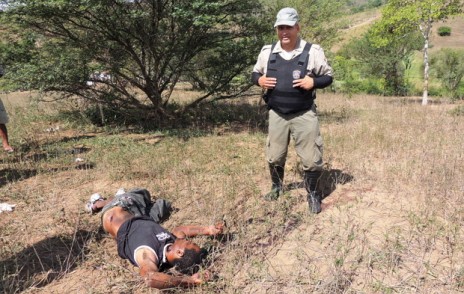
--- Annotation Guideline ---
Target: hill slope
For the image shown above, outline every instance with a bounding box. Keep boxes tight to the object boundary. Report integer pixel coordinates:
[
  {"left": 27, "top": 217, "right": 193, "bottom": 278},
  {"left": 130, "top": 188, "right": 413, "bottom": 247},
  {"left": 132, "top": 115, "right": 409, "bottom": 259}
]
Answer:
[{"left": 333, "top": 10, "right": 464, "bottom": 52}]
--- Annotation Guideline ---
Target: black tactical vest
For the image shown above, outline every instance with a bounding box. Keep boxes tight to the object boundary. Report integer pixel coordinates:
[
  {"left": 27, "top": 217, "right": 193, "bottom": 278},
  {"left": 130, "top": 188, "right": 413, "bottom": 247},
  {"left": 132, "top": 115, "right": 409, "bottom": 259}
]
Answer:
[{"left": 265, "top": 43, "right": 314, "bottom": 114}]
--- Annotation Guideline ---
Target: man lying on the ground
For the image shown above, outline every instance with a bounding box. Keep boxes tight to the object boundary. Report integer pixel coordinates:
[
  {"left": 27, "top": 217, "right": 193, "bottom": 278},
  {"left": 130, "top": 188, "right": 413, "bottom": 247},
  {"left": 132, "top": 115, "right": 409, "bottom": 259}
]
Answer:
[{"left": 86, "top": 188, "right": 224, "bottom": 289}]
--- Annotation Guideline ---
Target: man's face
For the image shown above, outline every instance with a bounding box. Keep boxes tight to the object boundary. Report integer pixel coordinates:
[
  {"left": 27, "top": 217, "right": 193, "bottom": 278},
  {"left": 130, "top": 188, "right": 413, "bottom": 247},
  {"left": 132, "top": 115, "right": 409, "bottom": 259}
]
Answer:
[
  {"left": 173, "top": 238, "right": 201, "bottom": 253},
  {"left": 170, "top": 239, "right": 203, "bottom": 273},
  {"left": 276, "top": 24, "right": 300, "bottom": 48}
]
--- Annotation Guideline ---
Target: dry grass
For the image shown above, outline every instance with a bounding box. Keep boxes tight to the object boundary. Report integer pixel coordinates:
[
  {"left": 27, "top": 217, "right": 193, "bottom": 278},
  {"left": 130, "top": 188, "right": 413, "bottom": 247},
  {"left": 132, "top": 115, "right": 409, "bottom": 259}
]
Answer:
[{"left": 0, "top": 90, "right": 463, "bottom": 293}]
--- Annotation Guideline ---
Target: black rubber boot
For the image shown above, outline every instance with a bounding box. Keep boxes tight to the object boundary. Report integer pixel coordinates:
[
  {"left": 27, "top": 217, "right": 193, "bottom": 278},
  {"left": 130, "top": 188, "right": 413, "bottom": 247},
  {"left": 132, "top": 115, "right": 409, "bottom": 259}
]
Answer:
[
  {"left": 264, "top": 164, "right": 284, "bottom": 201},
  {"left": 307, "top": 191, "right": 322, "bottom": 214},
  {"left": 304, "top": 171, "right": 322, "bottom": 214}
]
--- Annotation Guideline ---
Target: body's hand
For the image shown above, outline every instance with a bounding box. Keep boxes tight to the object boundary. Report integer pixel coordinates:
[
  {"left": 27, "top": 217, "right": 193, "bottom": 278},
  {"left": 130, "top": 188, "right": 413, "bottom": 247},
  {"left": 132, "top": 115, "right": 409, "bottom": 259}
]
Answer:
[
  {"left": 208, "top": 222, "right": 224, "bottom": 236},
  {"left": 258, "top": 75, "right": 277, "bottom": 90},
  {"left": 191, "top": 270, "right": 212, "bottom": 284},
  {"left": 293, "top": 75, "right": 314, "bottom": 90}
]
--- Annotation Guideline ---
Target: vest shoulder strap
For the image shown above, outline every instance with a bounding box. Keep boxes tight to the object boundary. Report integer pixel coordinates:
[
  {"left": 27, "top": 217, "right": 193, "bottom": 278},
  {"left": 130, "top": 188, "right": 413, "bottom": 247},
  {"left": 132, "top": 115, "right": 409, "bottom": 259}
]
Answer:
[
  {"left": 298, "top": 42, "right": 312, "bottom": 66},
  {"left": 268, "top": 42, "right": 278, "bottom": 64}
]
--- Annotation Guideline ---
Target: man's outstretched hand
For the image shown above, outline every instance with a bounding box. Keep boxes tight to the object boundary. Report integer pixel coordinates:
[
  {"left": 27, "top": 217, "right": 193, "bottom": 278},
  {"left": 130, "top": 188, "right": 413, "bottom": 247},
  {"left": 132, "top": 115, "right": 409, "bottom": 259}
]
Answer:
[
  {"left": 208, "top": 222, "right": 224, "bottom": 236},
  {"left": 191, "top": 270, "right": 212, "bottom": 285}
]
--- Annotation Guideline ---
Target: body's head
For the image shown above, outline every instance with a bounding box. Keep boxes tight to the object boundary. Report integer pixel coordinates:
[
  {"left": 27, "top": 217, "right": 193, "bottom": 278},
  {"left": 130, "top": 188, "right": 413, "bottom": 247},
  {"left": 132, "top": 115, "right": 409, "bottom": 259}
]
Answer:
[
  {"left": 166, "top": 238, "right": 204, "bottom": 274},
  {"left": 274, "top": 7, "right": 300, "bottom": 51}
]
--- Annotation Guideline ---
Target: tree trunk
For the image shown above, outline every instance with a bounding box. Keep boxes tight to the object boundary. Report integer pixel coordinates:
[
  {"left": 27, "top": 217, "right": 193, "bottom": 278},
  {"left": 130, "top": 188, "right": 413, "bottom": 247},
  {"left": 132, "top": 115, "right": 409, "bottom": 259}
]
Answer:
[
  {"left": 421, "top": 20, "right": 432, "bottom": 106},
  {"left": 422, "top": 42, "right": 429, "bottom": 105}
]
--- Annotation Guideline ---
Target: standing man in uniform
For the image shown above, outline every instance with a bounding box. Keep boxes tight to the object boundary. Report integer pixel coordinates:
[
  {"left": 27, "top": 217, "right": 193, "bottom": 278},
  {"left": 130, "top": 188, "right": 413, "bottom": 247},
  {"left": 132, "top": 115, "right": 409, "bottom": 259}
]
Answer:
[
  {"left": 0, "top": 98, "right": 13, "bottom": 153},
  {"left": 251, "top": 7, "right": 333, "bottom": 214}
]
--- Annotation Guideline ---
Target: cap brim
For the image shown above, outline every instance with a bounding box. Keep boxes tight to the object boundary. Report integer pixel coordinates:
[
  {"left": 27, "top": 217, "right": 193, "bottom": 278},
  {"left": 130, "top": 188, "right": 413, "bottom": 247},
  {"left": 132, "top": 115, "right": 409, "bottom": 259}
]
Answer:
[{"left": 274, "top": 20, "right": 297, "bottom": 27}]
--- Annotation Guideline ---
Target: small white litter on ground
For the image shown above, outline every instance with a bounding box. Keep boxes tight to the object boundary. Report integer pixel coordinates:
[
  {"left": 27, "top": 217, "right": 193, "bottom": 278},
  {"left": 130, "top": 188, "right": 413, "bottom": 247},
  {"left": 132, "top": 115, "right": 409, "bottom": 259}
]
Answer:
[{"left": 0, "top": 203, "right": 16, "bottom": 213}]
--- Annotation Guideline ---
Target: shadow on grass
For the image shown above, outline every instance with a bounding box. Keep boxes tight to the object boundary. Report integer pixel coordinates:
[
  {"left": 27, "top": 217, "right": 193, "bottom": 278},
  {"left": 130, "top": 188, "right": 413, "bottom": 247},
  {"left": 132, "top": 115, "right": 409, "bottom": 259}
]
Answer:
[
  {"left": 0, "top": 168, "right": 38, "bottom": 187},
  {"left": 0, "top": 164, "right": 94, "bottom": 188},
  {"left": 285, "top": 168, "right": 354, "bottom": 199},
  {"left": 57, "top": 100, "right": 353, "bottom": 140},
  {"left": 0, "top": 144, "right": 92, "bottom": 164},
  {"left": 17, "top": 144, "right": 93, "bottom": 159},
  {"left": 386, "top": 96, "right": 451, "bottom": 106},
  {"left": 320, "top": 169, "right": 354, "bottom": 198},
  {"left": 0, "top": 230, "right": 93, "bottom": 293}
]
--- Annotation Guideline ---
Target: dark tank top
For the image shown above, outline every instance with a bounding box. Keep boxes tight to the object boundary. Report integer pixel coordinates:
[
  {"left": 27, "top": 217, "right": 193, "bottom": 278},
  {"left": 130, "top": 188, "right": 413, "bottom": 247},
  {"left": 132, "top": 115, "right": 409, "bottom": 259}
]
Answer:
[{"left": 116, "top": 216, "right": 176, "bottom": 268}]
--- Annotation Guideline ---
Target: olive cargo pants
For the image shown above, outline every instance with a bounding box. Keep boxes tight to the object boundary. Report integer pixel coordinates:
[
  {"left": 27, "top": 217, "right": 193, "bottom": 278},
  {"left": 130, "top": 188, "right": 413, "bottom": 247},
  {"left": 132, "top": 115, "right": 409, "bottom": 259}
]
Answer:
[{"left": 266, "top": 105, "right": 323, "bottom": 172}]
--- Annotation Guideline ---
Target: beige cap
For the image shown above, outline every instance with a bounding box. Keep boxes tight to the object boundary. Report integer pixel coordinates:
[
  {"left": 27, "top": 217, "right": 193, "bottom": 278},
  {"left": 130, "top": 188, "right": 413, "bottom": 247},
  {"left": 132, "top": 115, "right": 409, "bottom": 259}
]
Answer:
[{"left": 274, "top": 7, "right": 299, "bottom": 27}]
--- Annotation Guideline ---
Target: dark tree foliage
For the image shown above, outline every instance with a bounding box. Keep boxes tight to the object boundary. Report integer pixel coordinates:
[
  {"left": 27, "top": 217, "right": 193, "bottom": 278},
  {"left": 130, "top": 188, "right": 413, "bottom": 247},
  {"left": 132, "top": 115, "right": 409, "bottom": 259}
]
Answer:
[
  {"left": 0, "top": 0, "right": 268, "bottom": 115},
  {"left": 266, "top": 0, "right": 348, "bottom": 49}
]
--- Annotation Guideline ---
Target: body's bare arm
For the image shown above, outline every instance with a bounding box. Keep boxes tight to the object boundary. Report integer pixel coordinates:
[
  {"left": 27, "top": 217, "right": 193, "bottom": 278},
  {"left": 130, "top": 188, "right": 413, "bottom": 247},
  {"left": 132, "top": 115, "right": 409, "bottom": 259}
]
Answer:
[{"left": 171, "top": 223, "right": 224, "bottom": 239}]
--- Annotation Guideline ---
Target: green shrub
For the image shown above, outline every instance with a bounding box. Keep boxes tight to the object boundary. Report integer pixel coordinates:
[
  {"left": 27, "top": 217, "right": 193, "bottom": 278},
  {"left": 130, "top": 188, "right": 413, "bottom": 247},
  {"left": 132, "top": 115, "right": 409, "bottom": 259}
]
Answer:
[
  {"left": 430, "top": 48, "right": 464, "bottom": 100},
  {"left": 363, "top": 79, "right": 384, "bottom": 95},
  {"left": 455, "top": 82, "right": 464, "bottom": 100},
  {"left": 449, "top": 105, "right": 464, "bottom": 116},
  {"left": 437, "top": 26, "right": 451, "bottom": 36},
  {"left": 427, "top": 85, "right": 446, "bottom": 97}
]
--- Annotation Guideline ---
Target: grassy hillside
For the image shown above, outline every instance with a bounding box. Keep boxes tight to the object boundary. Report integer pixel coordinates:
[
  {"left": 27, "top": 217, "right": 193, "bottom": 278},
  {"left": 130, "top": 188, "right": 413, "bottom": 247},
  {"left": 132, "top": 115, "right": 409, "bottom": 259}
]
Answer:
[
  {"left": 430, "top": 15, "right": 464, "bottom": 51},
  {"left": 331, "top": 8, "right": 381, "bottom": 52},
  {"left": 333, "top": 9, "right": 464, "bottom": 53},
  {"left": 0, "top": 89, "right": 463, "bottom": 293}
]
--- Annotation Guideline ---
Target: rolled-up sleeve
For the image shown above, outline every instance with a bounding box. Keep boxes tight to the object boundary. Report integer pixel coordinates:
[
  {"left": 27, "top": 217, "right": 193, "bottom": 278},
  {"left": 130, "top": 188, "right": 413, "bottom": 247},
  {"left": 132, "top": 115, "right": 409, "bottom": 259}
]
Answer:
[
  {"left": 251, "top": 45, "right": 272, "bottom": 85},
  {"left": 252, "top": 45, "right": 272, "bottom": 75}
]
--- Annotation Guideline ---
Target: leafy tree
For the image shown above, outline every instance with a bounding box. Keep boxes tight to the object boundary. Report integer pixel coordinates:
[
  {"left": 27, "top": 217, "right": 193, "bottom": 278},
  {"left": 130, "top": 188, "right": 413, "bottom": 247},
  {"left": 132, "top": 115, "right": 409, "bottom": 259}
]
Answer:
[
  {"left": 294, "top": 0, "right": 348, "bottom": 49},
  {"left": 372, "top": 0, "right": 462, "bottom": 104},
  {"left": 338, "top": 22, "right": 422, "bottom": 96},
  {"left": 0, "top": 0, "right": 268, "bottom": 118},
  {"left": 269, "top": 0, "right": 348, "bottom": 48},
  {"left": 430, "top": 48, "right": 464, "bottom": 100},
  {"left": 331, "top": 55, "right": 368, "bottom": 95}
]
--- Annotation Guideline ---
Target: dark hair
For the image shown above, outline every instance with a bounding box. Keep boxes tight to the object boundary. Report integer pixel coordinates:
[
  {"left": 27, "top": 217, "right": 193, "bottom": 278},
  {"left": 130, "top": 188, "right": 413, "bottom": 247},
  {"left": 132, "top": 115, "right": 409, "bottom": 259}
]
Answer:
[{"left": 172, "top": 248, "right": 205, "bottom": 275}]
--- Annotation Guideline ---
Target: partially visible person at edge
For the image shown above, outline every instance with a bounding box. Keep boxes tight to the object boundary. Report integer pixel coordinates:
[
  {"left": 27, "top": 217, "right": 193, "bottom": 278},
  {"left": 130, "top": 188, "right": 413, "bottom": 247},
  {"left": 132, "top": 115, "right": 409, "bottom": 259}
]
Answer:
[
  {"left": 0, "top": 66, "right": 14, "bottom": 153},
  {"left": 0, "top": 98, "right": 13, "bottom": 152},
  {"left": 86, "top": 188, "right": 224, "bottom": 289},
  {"left": 251, "top": 7, "right": 333, "bottom": 214}
]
